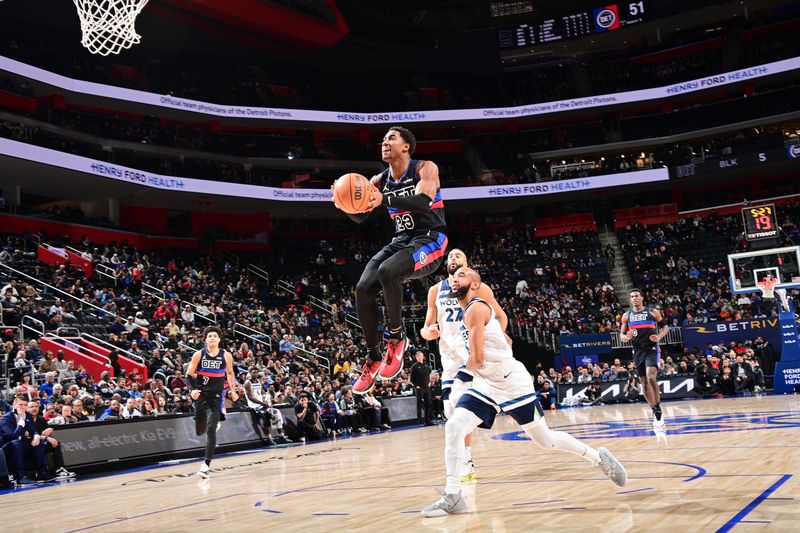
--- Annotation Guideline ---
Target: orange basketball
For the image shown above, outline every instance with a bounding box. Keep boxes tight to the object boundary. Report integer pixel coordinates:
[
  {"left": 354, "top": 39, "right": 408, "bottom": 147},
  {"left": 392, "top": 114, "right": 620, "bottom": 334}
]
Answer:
[{"left": 333, "top": 173, "right": 373, "bottom": 214}]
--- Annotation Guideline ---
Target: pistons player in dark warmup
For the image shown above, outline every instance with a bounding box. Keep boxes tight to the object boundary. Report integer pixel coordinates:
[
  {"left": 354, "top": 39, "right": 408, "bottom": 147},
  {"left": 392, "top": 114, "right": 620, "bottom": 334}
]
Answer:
[
  {"left": 619, "top": 289, "right": 670, "bottom": 429},
  {"left": 186, "top": 326, "right": 239, "bottom": 478},
  {"left": 333, "top": 126, "right": 447, "bottom": 394}
]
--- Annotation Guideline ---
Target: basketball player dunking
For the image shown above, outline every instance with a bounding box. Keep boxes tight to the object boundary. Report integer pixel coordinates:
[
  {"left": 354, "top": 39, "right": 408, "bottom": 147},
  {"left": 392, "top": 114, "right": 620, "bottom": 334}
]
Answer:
[
  {"left": 421, "top": 248, "right": 509, "bottom": 481},
  {"left": 619, "top": 288, "right": 669, "bottom": 429},
  {"left": 422, "top": 267, "right": 626, "bottom": 517},
  {"left": 186, "top": 326, "right": 239, "bottom": 478},
  {"left": 333, "top": 126, "right": 448, "bottom": 394}
]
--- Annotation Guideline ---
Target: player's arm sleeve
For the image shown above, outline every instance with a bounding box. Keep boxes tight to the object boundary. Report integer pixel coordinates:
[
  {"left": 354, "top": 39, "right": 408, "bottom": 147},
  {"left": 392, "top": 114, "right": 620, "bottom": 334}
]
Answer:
[
  {"left": 380, "top": 193, "right": 434, "bottom": 213},
  {"left": 185, "top": 351, "right": 201, "bottom": 388}
]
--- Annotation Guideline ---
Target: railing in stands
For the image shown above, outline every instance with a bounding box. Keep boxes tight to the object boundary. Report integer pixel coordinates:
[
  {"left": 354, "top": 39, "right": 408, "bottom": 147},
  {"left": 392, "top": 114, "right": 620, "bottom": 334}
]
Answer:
[
  {"left": 21, "top": 314, "right": 45, "bottom": 338},
  {"left": 80, "top": 332, "right": 146, "bottom": 365},
  {"left": 221, "top": 249, "right": 240, "bottom": 267},
  {"left": 233, "top": 322, "right": 272, "bottom": 351},
  {"left": 0, "top": 261, "right": 118, "bottom": 320},
  {"left": 276, "top": 278, "right": 294, "bottom": 295},
  {"left": 43, "top": 332, "right": 111, "bottom": 365},
  {"left": 0, "top": 325, "right": 22, "bottom": 393},
  {"left": 248, "top": 264, "right": 269, "bottom": 284},
  {"left": 56, "top": 326, "right": 81, "bottom": 337},
  {"left": 142, "top": 282, "right": 165, "bottom": 301},
  {"left": 233, "top": 322, "right": 273, "bottom": 352},
  {"left": 94, "top": 263, "right": 118, "bottom": 285},
  {"left": 181, "top": 300, "right": 216, "bottom": 323}
]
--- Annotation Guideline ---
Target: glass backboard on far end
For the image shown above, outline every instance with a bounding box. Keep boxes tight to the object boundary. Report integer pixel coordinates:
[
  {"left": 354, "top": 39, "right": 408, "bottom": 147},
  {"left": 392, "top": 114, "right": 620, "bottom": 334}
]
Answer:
[{"left": 728, "top": 246, "right": 800, "bottom": 294}]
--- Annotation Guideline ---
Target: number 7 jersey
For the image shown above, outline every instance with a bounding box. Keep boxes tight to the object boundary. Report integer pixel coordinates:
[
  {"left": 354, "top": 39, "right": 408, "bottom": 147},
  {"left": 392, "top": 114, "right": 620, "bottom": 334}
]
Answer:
[{"left": 436, "top": 278, "right": 468, "bottom": 365}]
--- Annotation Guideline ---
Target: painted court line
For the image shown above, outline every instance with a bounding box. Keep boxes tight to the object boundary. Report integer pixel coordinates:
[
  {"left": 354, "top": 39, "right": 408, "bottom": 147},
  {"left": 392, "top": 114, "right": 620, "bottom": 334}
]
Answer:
[
  {"left": 512, "top": 500, "right": 566, "bottom": 506},
  {"left": 617, "top": 487, "right": 654, "bottom": 495},
  {"left": 715, "top": 474, "right": 792, "bottom": 533}
]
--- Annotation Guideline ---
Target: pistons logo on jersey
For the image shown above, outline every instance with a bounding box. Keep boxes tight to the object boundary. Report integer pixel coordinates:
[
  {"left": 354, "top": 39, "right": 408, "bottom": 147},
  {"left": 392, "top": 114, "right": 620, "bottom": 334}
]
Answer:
[{"left": 201, "top": 359, "right": 223, "bottom": 370}]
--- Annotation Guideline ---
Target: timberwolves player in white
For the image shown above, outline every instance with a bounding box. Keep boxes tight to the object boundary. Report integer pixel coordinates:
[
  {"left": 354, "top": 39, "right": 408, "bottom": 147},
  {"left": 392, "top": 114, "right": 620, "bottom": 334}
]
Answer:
[
  {"left": 422, "top": 267, "right": 627, "bottom": 517},
  {"left": 421, "top": 248, "right": 508, "bottom": 481},
  {"left": 619, "top": 288, "right": 669, "bottom": 429}
]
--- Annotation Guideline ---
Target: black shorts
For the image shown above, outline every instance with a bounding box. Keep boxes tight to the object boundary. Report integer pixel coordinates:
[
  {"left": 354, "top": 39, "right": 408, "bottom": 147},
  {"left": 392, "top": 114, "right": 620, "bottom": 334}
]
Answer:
[
  {"left": 195, "top": 391, "right": 224, "bottom": 420},
  {"left": 372, "top": 230, "right": 448, "bottom": 279},
  {"left": 633, "top": 345, "right": 660, "bottom": 376}
]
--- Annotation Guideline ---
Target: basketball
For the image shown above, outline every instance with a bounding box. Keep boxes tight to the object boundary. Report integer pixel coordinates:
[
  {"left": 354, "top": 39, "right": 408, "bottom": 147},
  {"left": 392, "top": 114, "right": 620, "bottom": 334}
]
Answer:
[{"left": 333, "top": 173, "right": 373, "bottom": 214}]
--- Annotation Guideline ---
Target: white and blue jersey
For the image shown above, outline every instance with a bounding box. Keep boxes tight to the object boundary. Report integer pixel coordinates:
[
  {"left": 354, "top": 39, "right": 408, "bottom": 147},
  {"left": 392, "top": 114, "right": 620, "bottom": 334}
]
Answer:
[{"left": 456, "top": 297, "right": 542, "bottom": 429}]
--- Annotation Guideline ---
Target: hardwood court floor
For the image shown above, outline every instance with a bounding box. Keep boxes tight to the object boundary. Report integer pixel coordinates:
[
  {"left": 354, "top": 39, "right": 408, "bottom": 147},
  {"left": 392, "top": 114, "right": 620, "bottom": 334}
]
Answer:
[{"left": 4, "top": 395, "right": 800, "bottom": 532}]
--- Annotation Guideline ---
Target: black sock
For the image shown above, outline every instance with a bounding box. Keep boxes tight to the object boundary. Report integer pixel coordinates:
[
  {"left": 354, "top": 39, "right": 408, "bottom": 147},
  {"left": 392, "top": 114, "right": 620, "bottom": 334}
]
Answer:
[
  {"left": 367, "top": 345, "right": 382, "bottom": 363},
  {"left": 652, "top": 403, "right": 662, "bottom": 421},
  {"left": 204, "top": 459, "right": 211, "bottom": 467}
]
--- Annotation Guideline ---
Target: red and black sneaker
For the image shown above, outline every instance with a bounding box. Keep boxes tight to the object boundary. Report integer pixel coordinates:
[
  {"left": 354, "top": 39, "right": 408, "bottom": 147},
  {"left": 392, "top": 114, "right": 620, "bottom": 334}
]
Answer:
[
  {"left": 352, "top": 359, "right": 382, "bottom": 395},
  {"left": 378, "top": 328, "right": 406, "bottom": 380}
]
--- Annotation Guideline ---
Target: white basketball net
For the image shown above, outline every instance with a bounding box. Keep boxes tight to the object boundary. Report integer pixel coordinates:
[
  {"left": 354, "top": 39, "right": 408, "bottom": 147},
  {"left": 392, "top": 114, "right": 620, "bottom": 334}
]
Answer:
[{"left": 73, "top": 0, "right": 149, "bottom": 56}]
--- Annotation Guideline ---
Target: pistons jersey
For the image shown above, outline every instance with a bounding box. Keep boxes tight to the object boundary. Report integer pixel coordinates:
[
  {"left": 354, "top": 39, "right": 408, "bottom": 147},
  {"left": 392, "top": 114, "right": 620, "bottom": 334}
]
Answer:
[
  {"left": 197, "top": 347, "right": 227, "bottom": 395},
  {"left": 436, "top": 279, "right": 467, "bottom": 363},
  {"left": 378, "top": 158, "right": 445, "bottom": 235},
  {"left": 458, "top": 297, "right": 513, "bottom": 367},
  {"left": 627, "top": 307, "right": 659, "bottom": 350}
]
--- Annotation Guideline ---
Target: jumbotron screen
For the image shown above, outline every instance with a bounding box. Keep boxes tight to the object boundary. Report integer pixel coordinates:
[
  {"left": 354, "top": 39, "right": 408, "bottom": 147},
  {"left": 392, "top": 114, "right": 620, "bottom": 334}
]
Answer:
[{"left": 498, "top": 2, "right": 650, "bottom": 49}]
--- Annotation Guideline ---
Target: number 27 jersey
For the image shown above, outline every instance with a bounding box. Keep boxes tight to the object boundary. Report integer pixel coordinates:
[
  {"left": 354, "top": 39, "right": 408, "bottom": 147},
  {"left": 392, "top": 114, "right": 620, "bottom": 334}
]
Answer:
[{"left": 436, "top": 279, "right": 467, "bottom": 362}]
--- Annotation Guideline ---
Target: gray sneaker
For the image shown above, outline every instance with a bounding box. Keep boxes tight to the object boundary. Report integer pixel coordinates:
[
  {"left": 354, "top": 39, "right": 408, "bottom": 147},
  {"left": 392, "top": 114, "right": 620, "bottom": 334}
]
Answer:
[
  {"left": 421, "top": 492, "right": 468, "bottom": 517},
  {"left": 597, "top": 447, "right": 628, "bottom": 487}
]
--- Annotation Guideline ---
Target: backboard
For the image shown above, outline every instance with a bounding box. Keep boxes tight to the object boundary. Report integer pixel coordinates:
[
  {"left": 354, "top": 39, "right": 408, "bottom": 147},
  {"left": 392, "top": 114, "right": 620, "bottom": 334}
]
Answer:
[{"left": 728, "top": 246, "right": 800, "bottom": 294}]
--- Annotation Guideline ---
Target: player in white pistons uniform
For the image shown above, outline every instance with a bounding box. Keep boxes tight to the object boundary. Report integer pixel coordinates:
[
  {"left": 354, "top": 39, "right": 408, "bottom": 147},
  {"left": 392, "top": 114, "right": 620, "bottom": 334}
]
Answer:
[
  {"left": 422, "top": 267, "right": 628, "bottom": 517},
  {"left": 421, "top": 248, "right": 508, "bottom": 481}
]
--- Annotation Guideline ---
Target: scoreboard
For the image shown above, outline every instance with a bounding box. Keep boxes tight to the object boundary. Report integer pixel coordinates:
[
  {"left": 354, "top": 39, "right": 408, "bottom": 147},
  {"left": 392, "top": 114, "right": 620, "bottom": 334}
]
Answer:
[
  {"left": 499, "top": 2, "right": 650, "bottom": 50},
  {"left": 742, "top": 204, "right": 779, "bottom": 241}
]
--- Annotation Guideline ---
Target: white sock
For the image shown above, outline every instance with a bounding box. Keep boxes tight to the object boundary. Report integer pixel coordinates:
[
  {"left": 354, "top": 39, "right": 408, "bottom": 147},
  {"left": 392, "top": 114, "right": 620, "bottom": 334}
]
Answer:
[
  {"left": 522, "top": 417, "right": 600, "bottom": 465},
  {"left": 444, "top": 409, "right": 481, "bottom": 494},
  {"left": 464, "top": 445, "right": 472, "bottom": 463}
]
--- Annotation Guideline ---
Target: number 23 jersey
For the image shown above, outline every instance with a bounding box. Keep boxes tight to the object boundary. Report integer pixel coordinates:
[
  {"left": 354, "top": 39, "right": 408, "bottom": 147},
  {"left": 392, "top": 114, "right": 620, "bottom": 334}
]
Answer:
[{"left": 378, "top": 158, "right": 445, "bottom": 235}]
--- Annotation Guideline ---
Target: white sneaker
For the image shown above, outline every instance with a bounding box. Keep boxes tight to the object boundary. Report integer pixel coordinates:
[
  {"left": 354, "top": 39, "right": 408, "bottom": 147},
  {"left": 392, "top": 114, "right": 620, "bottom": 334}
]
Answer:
[
  {"left": 653, "top": 417, "right": 665, "bottom": 429},
  {"left": 198, "top": 463, "right": 211, "bottom": 479},
  {"left": 216, "top": 422, "right": 221, "bottom": 431},
  {"left": 421, "top": 492, "right": 468, "bottom": 517},
  {"left": 55, "top": 467, "right": 76, "bottom": 479},
  {"left": 597, "top": 447, "right": 628, "bottom": 487}
]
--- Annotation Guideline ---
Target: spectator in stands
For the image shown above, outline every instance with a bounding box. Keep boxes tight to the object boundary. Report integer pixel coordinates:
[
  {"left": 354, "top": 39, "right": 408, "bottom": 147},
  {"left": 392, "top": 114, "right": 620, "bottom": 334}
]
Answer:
[
  {"left": 718, "top": 367, "right": 737, "bottom": 396},
  {"left": 58, "top": 360, "right": 77, "bottom": 387},
  {"left": 25, "top": 340, "right": 42, "bottom": 365},
  {"left": 54, "top": 350, "right": 67, "bottom": 372},
  {"left": 293, "top": 393, "right": 322, "bottom": 442},
  {"left": 39, "top": 371, "right": 56, "bottom": 398},
  {"left": 320, "top": 392, "right": 341, "bottom": 436},
  {"left": 181, "top": 305, "right": 195, "bottom": 325},
  {"left": 622, "top": 375, "right": 641, "bottom": 403},
  {"left": 121, "top": 397, "right": 142, "bottom": 418},
  {"left": 71, "top": 399, "right": 88, "bottom": 422},
  {"left": 37, "top": 351, "right": 57, "bottom": 373},
  {"left": 732, "top": 355, "right": 755, "bottom": 394},
  {"left": 98, "top": 399, "right": 123, "bottom": 420},
  {"left": 538, "top": 380, "right": 555, "bottom": 410},
  {"left": 0, "top": 394, "right": 51, "bottom": 484},
  {"left": 338, "top": 389, "right": 365, "bottom": 433}
]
